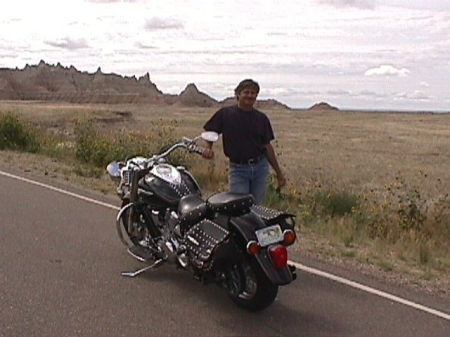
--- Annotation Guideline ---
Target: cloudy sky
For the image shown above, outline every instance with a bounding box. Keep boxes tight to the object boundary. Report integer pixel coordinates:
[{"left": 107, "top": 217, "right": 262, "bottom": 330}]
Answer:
[{"left": 1, "top": 0, "right": 449, "bottom": 111}]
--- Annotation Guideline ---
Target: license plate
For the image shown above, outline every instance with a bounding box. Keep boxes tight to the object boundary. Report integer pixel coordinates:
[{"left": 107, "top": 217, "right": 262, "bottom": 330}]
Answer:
[{"left": 255, "top": 225, "right": 283, "bottom": 247}]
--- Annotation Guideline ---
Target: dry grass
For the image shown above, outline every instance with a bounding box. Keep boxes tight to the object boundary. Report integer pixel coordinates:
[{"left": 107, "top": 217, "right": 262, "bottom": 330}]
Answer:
[
  {"left": 5, "top": 101, "right": 449, "bottom": 193},
  {"left": 261, "top": 109, "right": 450, "bottom": 194},
  {"left": 2, "top": 101, "right": 450, "bottom": 297}
]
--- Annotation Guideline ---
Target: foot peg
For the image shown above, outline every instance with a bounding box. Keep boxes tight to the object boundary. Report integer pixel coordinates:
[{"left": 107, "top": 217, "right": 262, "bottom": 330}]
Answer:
[{"left": 127, "top": 245, "right": 157, "bottom": 262}]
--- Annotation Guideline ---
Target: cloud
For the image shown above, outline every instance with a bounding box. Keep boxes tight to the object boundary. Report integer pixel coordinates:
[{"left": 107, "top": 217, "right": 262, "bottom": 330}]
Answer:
[
  {"left": 265, "top": 87, "right": 297, "bottom": 96},
  {"left": 0, "top": 50, "right": 17, "bottom": 59},
  {"left": 395, "top": 90, "right": 431, "bottom": 101},
  {"left": 327, "top": 89, "right": 352, "bottom": 96},
  {"left": 359, "top": 90, "right": 386, "bottom": 98},
  {"left": 134, "top": 42, "right": 158, "bottom": 50},
  {"left": 316, "top": 0, "right": 377, "bottom": 9},
  {"left": 45, "top": 37, "right": 90, "bottom": 50},
  {"left": 144, "top": 17, "right": 184, "bottom": 31},
  {"left": 85, "top": 0, "right": 140, "bottom": 3},
  {"left": 409, "top": 90, "right": 431, "bottom": 100},
  {"left": 364, "top": 65, "right": 410, "bottom": 76}
]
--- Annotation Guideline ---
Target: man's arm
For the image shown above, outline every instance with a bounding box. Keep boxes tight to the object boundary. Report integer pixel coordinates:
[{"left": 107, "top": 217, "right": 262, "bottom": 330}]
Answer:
[
  {"left": 202, "top": 108, "right": 223, "bottom": 160},
  {"left": 265, "top": 143, "right": 286, "bottom": 188}
]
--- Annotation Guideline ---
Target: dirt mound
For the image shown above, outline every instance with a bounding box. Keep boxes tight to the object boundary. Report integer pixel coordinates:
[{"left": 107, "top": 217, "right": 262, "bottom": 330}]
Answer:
[
  {"left": 0, "top": 61, "right": 290, "bottom": 109},
  {"left": 308, "top": 102, "right": 339, "bottom": 111}
]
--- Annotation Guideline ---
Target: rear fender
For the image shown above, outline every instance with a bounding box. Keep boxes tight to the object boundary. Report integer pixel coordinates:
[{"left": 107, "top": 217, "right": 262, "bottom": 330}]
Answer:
[{"left": 229, "top": 213, "right": 293, "bottom": 285}]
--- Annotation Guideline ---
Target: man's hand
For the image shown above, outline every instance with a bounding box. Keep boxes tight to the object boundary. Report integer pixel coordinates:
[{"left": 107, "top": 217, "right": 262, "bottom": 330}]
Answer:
[
  {"left": 202, "top": 147, "right": 215, "bottom": 159},
  {"left": 277, "top": 173, "right": 286, "bottom": 189}
]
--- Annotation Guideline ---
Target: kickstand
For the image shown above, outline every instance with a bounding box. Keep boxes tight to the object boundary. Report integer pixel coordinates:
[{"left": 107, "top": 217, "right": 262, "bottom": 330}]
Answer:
[{"left": 121, "top": 259, "right": 164, "bottom": 277}]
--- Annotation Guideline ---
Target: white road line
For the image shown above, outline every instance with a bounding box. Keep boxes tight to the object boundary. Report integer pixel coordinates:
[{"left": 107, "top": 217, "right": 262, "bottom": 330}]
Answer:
[
  {"left": 1, "top": 170, "right": 449, "bottom": 321},
  {"left": 290, "top": 262, "right": 450, "bottom": 321},
  {"left": 0, "top": 170, "right": 119, "bottom": 211}
]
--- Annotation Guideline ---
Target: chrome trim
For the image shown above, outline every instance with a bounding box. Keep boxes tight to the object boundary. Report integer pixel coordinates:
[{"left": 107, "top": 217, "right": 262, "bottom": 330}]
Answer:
[
  {"left": 116, "top": 203, "right": 135, "bottom": 247},
  {"left": 282, "top": 229, "right": 296, "bottom": 245},
  {"left": 246, "top": 240, "right": 259, "bottom": 253}
]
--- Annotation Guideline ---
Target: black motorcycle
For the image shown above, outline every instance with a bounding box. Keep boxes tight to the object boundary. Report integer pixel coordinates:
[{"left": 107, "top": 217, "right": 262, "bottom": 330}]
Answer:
[{"left": 106, "top": 132, "right": 297, "bottom": 311}]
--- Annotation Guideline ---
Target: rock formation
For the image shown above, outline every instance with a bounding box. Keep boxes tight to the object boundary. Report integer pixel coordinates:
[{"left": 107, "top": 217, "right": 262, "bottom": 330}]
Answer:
[
  {"left": 307, "top": 102, "right": 339, "bottom": 111},
  {"left": 0, "top": 61, "right": 290, "bottom": 109}
]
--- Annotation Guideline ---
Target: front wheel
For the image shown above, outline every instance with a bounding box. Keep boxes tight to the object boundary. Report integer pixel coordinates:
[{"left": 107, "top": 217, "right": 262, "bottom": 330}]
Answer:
[
  {"left": 117, "top": 199, "right": 154, "bottom": 248},
  {"left": 117, "top": 200, "right": 165, "bottom": 262},
  {"left": 226, "top": 257, "right": 279, "bottom": 312}
]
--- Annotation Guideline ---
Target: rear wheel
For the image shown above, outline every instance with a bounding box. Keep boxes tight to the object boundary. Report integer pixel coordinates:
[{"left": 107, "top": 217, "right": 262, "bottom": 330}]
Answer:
[{"left": 226, "top": 256, "right": 278, "bottom": 312}]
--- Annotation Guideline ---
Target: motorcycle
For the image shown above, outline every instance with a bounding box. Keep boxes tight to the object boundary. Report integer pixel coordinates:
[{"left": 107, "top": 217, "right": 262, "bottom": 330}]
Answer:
[{"left": 106, "top": 131, "right": 297, "bottom": 311}]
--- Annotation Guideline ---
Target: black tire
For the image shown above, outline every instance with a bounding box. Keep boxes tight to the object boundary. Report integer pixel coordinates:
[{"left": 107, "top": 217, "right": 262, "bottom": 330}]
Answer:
[{"left": 227, "top": 256, "right": 279, "bottom": 312}]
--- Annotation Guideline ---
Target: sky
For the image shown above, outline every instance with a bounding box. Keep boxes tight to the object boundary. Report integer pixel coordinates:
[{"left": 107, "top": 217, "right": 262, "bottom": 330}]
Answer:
[{"left": 0, "top": 0, "right": 449, "bottom": 111}]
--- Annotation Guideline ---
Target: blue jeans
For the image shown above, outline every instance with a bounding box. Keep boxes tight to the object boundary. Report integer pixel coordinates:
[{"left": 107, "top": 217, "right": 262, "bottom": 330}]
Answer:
[{"left": 229, "top": 157, "right": 269, "bottom": 205}]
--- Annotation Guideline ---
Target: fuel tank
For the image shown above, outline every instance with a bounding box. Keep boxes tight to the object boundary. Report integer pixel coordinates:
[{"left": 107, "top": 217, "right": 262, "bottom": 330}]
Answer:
[{"left": 138, "top": 164, "right": 201, "bottom": 207}]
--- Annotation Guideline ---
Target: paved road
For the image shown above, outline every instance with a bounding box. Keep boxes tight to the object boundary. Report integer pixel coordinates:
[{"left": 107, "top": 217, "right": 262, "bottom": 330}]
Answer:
[{"left": 1, "top": 171, "right": 449, "bottom": 337}]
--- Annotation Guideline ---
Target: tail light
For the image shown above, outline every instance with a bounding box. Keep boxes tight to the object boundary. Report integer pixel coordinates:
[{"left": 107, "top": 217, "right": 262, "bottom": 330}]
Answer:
[
  {"left": 246, "top": 241, "right": 261, "bottom": 255},
  {"left": 283, "top": 229, "right": 296, "bottom": 246},
  {"left": 268, "top": 245, "right": 288, "bottom": 269}
]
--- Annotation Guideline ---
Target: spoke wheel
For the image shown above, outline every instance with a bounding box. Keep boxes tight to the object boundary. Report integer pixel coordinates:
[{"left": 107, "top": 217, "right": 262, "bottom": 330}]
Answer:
[
  {"left": 117, "top": 200, "right": 151, "bottom": 248},
  {"left": 226, "top": 257, "right": 278, "bottom": 312}
]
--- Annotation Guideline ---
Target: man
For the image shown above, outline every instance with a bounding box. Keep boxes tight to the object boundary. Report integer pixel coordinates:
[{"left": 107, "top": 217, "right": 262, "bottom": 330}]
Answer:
[{"left": 202, "top": 79, "right": 286, "bottom": 205}]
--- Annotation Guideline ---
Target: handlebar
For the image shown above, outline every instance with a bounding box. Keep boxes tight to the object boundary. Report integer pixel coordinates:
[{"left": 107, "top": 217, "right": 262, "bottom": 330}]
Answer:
[
  {"left": 190, "top": 146, "right": 204, "bottom": 155},
  {"left": 110, "top": 134, "right": 211, "bottom": 190},
  {"left": 133, "top": 136, "right": 204, "bottom": 169},
  {"left": 156, "top": 142, "right": 188, "bottom": 159}
]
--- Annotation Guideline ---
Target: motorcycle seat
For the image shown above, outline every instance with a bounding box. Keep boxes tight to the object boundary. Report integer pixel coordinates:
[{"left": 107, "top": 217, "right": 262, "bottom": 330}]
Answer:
[
  {"left": 207, "top": 192, "right": 254, "bottom": 217},
  {"left": 178, "top": 194, "right": 208, "bottom": 229}
]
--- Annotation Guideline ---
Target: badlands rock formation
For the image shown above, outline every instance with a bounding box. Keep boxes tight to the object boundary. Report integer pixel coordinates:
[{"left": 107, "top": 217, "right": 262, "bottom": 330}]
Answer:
[{"left": 0, "top": 61, "right": 290, "bottom": 109}]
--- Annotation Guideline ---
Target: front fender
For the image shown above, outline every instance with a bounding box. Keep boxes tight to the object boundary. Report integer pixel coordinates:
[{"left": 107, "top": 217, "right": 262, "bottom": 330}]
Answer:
[{"left": 229, "top": 213, "right": 294, "bottom": 285}]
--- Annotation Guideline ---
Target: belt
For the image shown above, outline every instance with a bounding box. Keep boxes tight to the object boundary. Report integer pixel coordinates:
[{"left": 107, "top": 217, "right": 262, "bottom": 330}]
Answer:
[{"left": 230, "top": 154, "right": 265, "bottom": 165}]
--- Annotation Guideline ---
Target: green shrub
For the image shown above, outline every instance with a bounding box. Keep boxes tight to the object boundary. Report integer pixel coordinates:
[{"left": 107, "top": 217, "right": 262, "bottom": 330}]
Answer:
[
  {"left": 323, "top": 191, "right": 359, "bottom": 217},
  {"left": 419, "top": 242, "right": 432, "bottom": 265},
  {"left": 73, "top": 118, "right": 189, "bottom": 169},
  {"left": 74, "top": 120, "right": 98, "bottom": 163},
  {"left": 362, "top": 172, "right": 449, "bottom": 243},
  {"left": 0, "top": 112, "right": 41, "bottom": 152}
]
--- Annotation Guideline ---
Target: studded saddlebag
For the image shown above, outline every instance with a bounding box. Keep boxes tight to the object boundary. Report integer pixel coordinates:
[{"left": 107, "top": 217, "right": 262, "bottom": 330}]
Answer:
[{"left": 184, "top": 219, "right": 233, "bottom": 271}]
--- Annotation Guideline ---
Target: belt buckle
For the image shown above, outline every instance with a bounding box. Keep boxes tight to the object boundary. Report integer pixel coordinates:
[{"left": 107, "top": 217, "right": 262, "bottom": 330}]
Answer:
[{"left": 248, "top": 158, "right": 256, "bottom": 165}]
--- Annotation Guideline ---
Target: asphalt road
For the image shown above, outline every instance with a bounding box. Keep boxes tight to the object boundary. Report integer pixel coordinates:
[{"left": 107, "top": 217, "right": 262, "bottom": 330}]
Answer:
[{"left": 1, "top": 170, "right": 449, "bottom": 337}]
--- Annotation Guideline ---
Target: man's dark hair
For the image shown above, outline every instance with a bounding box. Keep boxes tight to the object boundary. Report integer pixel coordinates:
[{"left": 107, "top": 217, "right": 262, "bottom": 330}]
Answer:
[{"left": 234, "top": 79, "right": 260, "bottom": 96}]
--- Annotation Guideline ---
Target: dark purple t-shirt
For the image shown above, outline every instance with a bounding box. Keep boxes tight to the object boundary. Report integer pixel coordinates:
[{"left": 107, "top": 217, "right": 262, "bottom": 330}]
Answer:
[{"left": 203, "top": 105, "right": 274, "bottom": 162}]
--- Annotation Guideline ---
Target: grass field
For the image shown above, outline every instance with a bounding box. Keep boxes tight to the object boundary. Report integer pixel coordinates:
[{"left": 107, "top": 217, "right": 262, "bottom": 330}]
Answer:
[{"left": 1, "top": 101, "right": 449, "bottom": 296}]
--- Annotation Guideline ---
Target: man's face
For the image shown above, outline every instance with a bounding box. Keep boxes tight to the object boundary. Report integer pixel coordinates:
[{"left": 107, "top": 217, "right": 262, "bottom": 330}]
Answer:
[{"left": 237, "top": 87, "right": 258, "bottom": 108}]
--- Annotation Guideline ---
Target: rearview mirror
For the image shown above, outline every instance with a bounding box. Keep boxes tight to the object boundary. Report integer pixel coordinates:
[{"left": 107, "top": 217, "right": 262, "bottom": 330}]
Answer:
[{"left": 201, "top": 131, "right": 219, "bottom": 142}]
